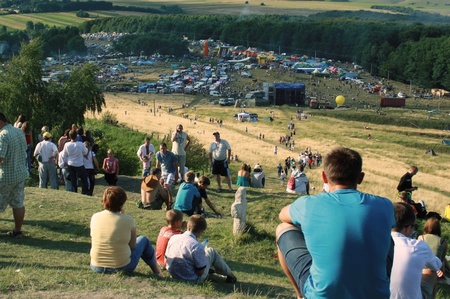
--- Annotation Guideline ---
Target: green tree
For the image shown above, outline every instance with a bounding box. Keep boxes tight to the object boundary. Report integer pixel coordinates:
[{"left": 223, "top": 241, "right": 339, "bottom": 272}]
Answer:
[{"left": 0, "top": 38, "right": 105, "bottom": 139}]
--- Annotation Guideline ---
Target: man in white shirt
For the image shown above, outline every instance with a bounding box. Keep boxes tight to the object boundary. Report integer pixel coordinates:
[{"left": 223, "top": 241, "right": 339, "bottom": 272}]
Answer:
[
  {"left": 137, "top": 137, "right": 155, "bottom": 177},
  {"left": 390, "top": 202, "right": 442, "bottom": 299},
  {"left": 61, "top": 129, "right": 88, "bottom": 194},
  {"left": 33, "top": 132, "right": 58, "bottom": 189},
  {"left": 171, "top": 124, "right": 190, "bottom": 182},
  {"left": 165, "top": 215, "right": 237, "bottom": 283}
]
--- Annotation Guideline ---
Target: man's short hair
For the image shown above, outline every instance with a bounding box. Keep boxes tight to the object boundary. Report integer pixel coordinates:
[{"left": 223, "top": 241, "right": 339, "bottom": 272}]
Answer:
[
  {"left": 150, "top": 167, "right": 162, "bottom": 176},
  {"left": 0, "top": 112, "right": 8, "bottom": 122},
  {"left": 160, "top": 142, "right": 167, "bottom": 148},
  {"left": 324, "top": 147, "right": 362, "bottom": 186},
  {"left": 166, "top": 209, "right": 183, "bottom": 225},
  {"left": 145, "top": 137, "right": 150, "bottom": 141},
  {"left": 410, "top": 166, "right": 419, "bottom": 174},
  {"left": 299, "top": 164, "right": 305, "bottom": 172},
  {"left": 69, "top": 129, "right": 77, "bottom": 141},
  {"left": 393, "top": 202, "right": 416, "bottom": 232},
  {"left": 199, "top": 176, "right": 210, "bottom": 186},
  {"left": 187, "top": 215, "right": 207, "bottom": 234},
  {"left": 185, "top": 171, "right": 195, "bottom": 183}
]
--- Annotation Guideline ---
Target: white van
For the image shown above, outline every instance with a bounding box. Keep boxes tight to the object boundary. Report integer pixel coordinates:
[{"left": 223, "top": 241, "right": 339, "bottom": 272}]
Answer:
[{"left": 210, "top": 91, "right": 221, "bottom": 97}]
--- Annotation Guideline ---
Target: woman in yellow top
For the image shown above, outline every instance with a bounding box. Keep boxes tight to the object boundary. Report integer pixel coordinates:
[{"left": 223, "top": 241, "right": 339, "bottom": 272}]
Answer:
[{"left": 90, "top": 186, "right": 163, "bottom": 276}]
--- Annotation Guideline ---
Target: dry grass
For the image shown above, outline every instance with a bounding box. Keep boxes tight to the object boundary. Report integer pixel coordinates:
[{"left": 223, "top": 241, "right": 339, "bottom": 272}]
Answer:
[{"left": 90, "top": 90, "right": 450, "bottom": 214}]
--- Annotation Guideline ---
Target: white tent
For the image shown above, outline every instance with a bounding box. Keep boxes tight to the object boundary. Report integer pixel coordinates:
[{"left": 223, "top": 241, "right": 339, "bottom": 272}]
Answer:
[{"left": 237, "top": 112, "right": 250, "bottom": 122}]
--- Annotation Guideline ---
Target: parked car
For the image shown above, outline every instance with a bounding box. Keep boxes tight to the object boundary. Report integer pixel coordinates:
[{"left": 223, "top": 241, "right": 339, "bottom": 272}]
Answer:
[{"left": 210, "top": 91, "right": 221, "bottom": 97}]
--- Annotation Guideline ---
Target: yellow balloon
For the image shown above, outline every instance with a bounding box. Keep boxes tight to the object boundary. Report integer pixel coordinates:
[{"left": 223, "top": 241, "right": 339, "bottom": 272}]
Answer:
[{"left": 336, "top": 95, "right": 345, "bottom": 106}]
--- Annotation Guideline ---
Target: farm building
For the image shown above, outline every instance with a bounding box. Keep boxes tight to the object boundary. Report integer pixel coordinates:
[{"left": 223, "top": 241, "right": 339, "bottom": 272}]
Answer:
[{"left": 263, "top": 82, "right": 306, "bottom": 106}]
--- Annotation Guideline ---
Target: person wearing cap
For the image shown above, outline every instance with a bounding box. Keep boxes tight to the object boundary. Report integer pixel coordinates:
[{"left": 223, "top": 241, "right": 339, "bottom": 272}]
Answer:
[
  {"left": 171, "top": 124, "right": 190, "bottom": 182},
  {"left": 139, "top": 167, "right": 172, "bottom": 210},
  {"left": 33, "top": 131, "right": 59, "bottom": 189},
  {"left": 251, "top": 164, "right": 265, "bottom": 188},
  {"left": 208, "top": 132, "right": 233, "bottom": 193},
  {"left": 0, "top": 112, "right": 29, "bottom": 239}
]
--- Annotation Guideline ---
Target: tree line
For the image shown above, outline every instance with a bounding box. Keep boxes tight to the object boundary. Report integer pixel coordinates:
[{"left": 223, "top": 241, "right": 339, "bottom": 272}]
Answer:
[
  {"left": 80, "top": 13, "right": 450, "bottom": 89},
  {"left": 0, "top": 0, "right": 182, "bottom": 15}
]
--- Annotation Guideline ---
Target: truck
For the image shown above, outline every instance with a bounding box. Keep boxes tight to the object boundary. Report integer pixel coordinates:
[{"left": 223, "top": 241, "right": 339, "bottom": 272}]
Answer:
[
  {"left": 309, "top": 97, "right": 332, "bottom": 109},
  {"left": 380, "top": 97, "right": 405, "bottom": 107}
]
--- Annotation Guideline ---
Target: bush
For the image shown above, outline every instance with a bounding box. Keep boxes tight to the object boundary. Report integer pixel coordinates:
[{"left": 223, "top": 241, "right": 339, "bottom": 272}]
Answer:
[{"left": 101, "top": 111, "right": 118, "bottom": 126}]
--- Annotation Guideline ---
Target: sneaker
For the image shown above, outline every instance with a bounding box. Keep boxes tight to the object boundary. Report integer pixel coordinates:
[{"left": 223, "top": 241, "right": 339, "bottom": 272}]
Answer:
[
  {"left": 7, "top": 230, "right": 23, "bottom": 239},
  {"left": 225, "top": 275, "right": 237, "bottom": 283}
]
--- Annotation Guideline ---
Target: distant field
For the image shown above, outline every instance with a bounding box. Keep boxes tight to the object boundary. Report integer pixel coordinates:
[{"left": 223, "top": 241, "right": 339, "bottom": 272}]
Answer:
[
  {"left": 0, "top": 0, "right": 449, "bottom": 30},
  {"left": 0, "top": 11, "right": 149, "bottom": 30}
]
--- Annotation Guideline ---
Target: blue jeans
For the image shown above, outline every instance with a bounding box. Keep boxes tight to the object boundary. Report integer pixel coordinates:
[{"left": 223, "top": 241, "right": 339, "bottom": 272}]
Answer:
[
  {"left": 277, "top": 226, "right": 312, "bottom": 294},
  {"left": 90, "top": 236, "right": 156, "bottom": 275}
]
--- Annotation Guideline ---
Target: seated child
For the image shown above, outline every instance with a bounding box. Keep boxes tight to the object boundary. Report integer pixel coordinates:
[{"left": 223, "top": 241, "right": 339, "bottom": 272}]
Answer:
[{"left": 155, "top": 210, "right": 185, "bottom": 268}]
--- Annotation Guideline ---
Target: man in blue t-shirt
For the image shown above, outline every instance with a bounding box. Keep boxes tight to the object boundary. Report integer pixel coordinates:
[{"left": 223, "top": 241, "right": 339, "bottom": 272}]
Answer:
[
  {"left": 155, "top": 142, "right": 179, "bottom": 185},
  {"left": 174, "top": 171, "right": 201, "bottom": 216},
  {"left": 276, "top": 147, "right": 395, "bottom": 299}
]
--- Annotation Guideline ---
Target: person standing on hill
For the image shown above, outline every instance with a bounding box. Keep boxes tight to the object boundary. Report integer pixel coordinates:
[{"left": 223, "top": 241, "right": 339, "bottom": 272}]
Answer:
[
  {"left": 171, "top": 124, "right": 190, "bottom": 183},
  {"left": 209, "top": 132, "right": 234, "bottom": 193},
  {"left": 397, "top": 166, "right": 419, "bottom": 203},
  {"left": 33, "top": 131, "right": 58, "bottom": 189},
  {"left": 137, "top": 137, "right": 155, "bottom": 177},
  {"left": 0, "top": 112, "right": 29, "bottom": 238},
  {"left": 61, "top": 129, "right": 89, "bottom": 194},
  {"left": 276, "top": 147, "right": 395, "bottom": 299},
  {"left": 156, "top": 142, "right": 179, "bottom": 187}
]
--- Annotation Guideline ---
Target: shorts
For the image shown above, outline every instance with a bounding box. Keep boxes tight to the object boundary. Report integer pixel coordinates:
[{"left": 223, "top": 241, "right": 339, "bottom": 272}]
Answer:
[
  {"left": 162, "top": 172, "right": 175, "bottom": 186},
  {"left": 212, "top": 160, "right": 230, "bottom": 177},
  {"left": 277, "top": 225, "right": 312, "bottom": 294},
  {"left": 0, "top": 181, "right": 25, "bottom": 212}
]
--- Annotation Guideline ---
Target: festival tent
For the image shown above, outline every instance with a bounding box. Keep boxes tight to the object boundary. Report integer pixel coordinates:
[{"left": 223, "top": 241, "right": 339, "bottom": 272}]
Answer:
[{"left": 237, "top": 112, "right": 250, "bottom": 121}]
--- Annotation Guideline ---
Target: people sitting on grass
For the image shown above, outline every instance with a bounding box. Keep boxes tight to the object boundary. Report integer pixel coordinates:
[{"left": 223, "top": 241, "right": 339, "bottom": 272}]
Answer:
[
  {"left": 139, "top": 167, "right": 172, "bottom": 210},
  {"left": 165, "top": 215, "right": 237, "bottom": 283},
  {"left": 155, "top": 210, "right": 186, "bottom": 269},
  {"left": 90, "top": 186, "right": 163, "bottom": 277},
  {"left": 195, "top": 176, "right": 223, "bottom": 217},
  {"left": 251, "top": 164, "right": 265, "bottom": 188},
  {"left": 418, "top": 217, "right": 449, "bottom": 279},
  {"left": 236, "top": 163, "right": 251, "bottom": 187},
  {"left": 390, "top": 202, "right": 442, "bottom": 299},
  {"left": 173, "top": 171, "right": 201, "bottom": 216}
]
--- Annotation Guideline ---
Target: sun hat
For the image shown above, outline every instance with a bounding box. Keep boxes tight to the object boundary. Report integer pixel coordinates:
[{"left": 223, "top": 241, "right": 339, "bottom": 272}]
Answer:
[{"left": 141, "top": 175, "right": 159, "bottom": 192}]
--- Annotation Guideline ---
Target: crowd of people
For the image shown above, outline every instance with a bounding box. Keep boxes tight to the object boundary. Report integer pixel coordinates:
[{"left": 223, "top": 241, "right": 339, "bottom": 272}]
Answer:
[{"left": 2, "top": 112, "right": 449, "bottom": 297}]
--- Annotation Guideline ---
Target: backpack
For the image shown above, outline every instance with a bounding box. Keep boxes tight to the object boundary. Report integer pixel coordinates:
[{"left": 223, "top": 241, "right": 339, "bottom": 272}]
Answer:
[{"left": 287, "top": 176, "right": 295, "bottom": 191}]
